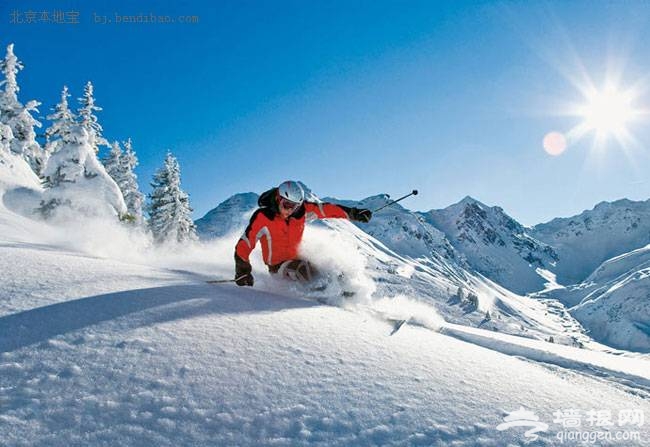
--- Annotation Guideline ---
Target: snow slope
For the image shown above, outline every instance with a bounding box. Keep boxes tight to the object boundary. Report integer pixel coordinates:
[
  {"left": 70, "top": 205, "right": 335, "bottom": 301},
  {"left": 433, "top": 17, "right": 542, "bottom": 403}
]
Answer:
[
  {"left": 307, "top": 219, "right": 588, "bottom": 347},
  {"left": 0, "top": 150, "right": 47, "bottom": 241},
  {"left": 539, "top": 245, "right": 650, "bottom": 352},
  {"left": 2, "top": 237, "right": 650, "bottom": 445},
  {"left": 3, "top": 168, "right": 649, "bottom": 445}
]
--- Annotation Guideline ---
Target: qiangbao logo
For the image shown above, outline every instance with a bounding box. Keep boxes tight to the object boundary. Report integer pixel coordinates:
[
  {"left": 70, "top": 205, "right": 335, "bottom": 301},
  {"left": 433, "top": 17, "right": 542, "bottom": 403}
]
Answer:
[
  {"left": 496, "top": 407, "right": 644, "bottom": 444},
  {"left": 496, "top": 407, "right": 549, "bottom": 441}
]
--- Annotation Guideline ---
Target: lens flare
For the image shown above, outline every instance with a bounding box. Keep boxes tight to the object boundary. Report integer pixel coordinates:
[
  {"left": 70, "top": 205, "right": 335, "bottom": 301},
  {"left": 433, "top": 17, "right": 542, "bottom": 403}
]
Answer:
[{"left": 543, "top": 131, "right": 567, "bottom": 156}]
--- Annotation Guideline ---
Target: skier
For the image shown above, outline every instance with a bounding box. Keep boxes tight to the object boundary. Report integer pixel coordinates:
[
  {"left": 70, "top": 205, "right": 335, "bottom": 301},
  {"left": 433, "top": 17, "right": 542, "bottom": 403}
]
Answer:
[{"left": 234, "top": 181, "right": 373, "bottom": 286}]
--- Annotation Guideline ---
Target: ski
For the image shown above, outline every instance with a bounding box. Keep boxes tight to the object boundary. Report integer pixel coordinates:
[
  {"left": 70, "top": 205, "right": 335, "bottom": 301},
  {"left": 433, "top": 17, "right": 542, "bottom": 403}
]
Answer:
[{"left": 389, "top": 318, "right": 408, "bottom": 336}]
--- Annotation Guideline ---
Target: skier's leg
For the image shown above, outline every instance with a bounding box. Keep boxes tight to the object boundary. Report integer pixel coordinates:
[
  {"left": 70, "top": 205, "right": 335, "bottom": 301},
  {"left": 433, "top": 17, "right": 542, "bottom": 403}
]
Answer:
[{"left": 270, "top": 259, "right": 318, "bottom": 283}]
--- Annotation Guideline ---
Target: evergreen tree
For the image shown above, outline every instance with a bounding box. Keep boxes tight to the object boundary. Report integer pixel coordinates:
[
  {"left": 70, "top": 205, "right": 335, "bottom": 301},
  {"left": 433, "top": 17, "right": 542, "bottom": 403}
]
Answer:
[
  {"left": 467, "top": 292, "right": 479, "bottom": 309},
  {"left": 0, "top": 123, "right": 13, "bottom": 156},
  {"left": 120, "top": 138, "right": 144, "bottom": 224},
  {"left": 0, "top": 43, "right": 43, "bottom": 174},
  {"left": 44, "top": 85, "right": 76, "bottom": 163},
  {"left": 102, "top": 138, "right": 145, "bottom": 224},
  {"left": 148, "top": 152, "right": 197, "bottom": 244},
  {"left": 103, "top": 140, "right": 122, "bottom": 181},
  {"left": 40, "top": 125, "right": 126, "bottom": 219},
  {"left": 77, "top": 81, "right": 108, "bottom": 154}
]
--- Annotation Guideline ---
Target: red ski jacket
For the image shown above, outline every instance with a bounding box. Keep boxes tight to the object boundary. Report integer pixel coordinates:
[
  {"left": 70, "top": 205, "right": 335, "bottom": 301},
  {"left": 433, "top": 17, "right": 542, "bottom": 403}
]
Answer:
[{"left": 235, "top": 188, "right": 352, "bottom": 267}]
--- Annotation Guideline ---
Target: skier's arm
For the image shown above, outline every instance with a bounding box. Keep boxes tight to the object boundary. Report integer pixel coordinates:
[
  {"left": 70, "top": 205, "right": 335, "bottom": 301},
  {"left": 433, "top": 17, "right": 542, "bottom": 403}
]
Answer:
[
  {"left": 304, "top": 202, "right": 372, "bottom": 223},
  {"left": 235, "top": 209, "right": 267, "bottom": 262},
  {"left": 304, "top": 202, "right": 351, "bottom": 219},
  {"left": 234, "top": 209, "right": 268, "bottom": 286}
]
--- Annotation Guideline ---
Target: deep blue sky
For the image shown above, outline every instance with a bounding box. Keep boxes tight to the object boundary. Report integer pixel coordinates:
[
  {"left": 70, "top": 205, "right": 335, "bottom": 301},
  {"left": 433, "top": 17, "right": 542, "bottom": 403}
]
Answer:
[{"left": 3, "top": 0, "right": 650, "bottom": 225}]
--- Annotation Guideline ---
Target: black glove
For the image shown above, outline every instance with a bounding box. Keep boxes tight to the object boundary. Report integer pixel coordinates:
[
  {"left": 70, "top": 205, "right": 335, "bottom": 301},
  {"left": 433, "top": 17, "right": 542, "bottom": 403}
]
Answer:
[
  {"left": 234, "top": 254, "right": 254, "bottom": 286},
  {"left": 349, "top": 207, "right": 373, "bottom": 223},
  {"left": 236, "top": 273, "right": 254, "bottom": 286}
]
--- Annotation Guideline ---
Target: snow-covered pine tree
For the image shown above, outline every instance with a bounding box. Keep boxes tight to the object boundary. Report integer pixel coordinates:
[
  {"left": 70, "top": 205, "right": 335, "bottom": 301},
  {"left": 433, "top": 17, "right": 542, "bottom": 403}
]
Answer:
[
  {"left": 467, "top": 292, "right": 479, "bottom": 309},
  {"left": 0, "top": 123, "right": 13, "bottom": 155},
  {"left": 119, "top": 138, "right": 144, "bottom": 224},
  {"left": 103, "top": 140, "right": 122, "bottom": 181},
  {"left": 77, "top": 81, "right": 108, "bottom": 155},
  {"left": 0, "top": 123, "right": 14, "bottom": 168},
  {"left": 44, "top": 85, "right": 76, "bottom": 164},
  {"left": 0, "top": 43, "right": 43, "bottom": 174},
  {"left": 102, "top": 138, "right": 145, "bottom": 224},
  {"left": 148, "top": 152, "right": 197, "bottom": 244},
  {"left": 40, "top": 124, "right": 126, "bottom": 219}
]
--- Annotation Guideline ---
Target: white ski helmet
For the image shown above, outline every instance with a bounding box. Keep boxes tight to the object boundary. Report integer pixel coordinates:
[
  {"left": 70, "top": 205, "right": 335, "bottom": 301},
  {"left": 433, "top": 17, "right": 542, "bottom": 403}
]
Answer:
[{"left": 277, "top": 180, "right": 304, "bottom": 205}]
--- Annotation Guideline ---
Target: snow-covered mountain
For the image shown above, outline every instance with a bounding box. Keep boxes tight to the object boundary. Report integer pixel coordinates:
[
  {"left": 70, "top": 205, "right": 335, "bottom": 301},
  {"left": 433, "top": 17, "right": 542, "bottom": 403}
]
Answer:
[
  {"left": 422, "top": 196, "right": 558, "bottom": 295},
  {"left": 538, "top": 244, "right": 650, "bottom": 352},
  {"left": 531, "top": 198, "right": 650, "bottom": 286},
  {"left": 418, "top": 196, "right": 650, "bottom": 351},
  {"left": 325, "top": 194, "right": 459, "bottom": 259},
  {"left": 195, "top": 192, "right": 259, "bottom": 239}
]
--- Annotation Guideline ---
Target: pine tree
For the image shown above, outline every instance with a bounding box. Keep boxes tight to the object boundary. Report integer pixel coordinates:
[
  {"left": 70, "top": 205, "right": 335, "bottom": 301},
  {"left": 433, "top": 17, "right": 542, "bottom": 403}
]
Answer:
[
  {"left": 120, "top": 138, "right": 144, "bottom": 224},
  {"left": 0, "top": 43, "right": 43, "bottom": 174},
  {"left": 0, "top": 123, "right": 15, "bottom": 169},
  {"left": 0, "top": 123, "right": 13, "bottom": 156},
  {"left": 40, "top": 125, "right": 126, "bottom": 219},
  {"left": 467, "top": 292, "right": 479, "bottom": 308},
  {"left": 44, "top": 85, "right": 76, "bottom": 163},
  {"left": 148, "top": 152, "right": 197, "bottom": 244},
  {"left": 77, "top": 81, "right": 108, "bottom": 154},
  {"left": 103, "top": 140, "right": 122, "bottom": 181},
  {"left": 103, "top": 138, "right": 145, "bottom": 224}
]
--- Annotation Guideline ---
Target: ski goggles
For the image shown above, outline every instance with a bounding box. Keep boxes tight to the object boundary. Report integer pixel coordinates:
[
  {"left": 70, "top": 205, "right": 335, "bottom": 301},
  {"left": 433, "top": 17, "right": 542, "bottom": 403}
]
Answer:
[{"left": 278, "top": 196, "right": 301, "bottom": 212}]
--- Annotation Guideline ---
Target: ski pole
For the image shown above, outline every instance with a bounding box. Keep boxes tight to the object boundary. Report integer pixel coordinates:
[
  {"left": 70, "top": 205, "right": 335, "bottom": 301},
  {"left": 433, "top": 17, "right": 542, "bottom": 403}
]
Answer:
[
  {"left": 372, "top": 189, "right": 418, "bottom": 213},
  {"left": 206, "top": 275, "right": 248, "bottom": 284}
]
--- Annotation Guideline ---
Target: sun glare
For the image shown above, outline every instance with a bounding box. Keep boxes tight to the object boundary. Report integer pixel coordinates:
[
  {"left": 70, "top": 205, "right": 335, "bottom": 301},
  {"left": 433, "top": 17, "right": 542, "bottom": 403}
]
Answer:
[
  {"left": 578, "top": 86, "right": 636, "bottom": 137},
  {"left": 561, "top": 77, "right": 647, "bottom": 153}
]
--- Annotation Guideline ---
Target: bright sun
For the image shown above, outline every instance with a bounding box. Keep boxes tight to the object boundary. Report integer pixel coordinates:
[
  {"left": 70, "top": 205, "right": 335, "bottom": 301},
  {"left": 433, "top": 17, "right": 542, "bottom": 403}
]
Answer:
[
  {"left": 562, "top": 79, "right": 647, "bottom": 152},
  {"left": 578, "top": 86, "right": 636, "bottom": 137}
]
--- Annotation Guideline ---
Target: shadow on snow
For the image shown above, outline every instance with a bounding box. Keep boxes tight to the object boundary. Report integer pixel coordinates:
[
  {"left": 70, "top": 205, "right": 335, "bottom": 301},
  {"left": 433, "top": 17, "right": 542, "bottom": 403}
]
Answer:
[{"left": 0, "top": 283, "right": 318, "bottom": 353}]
